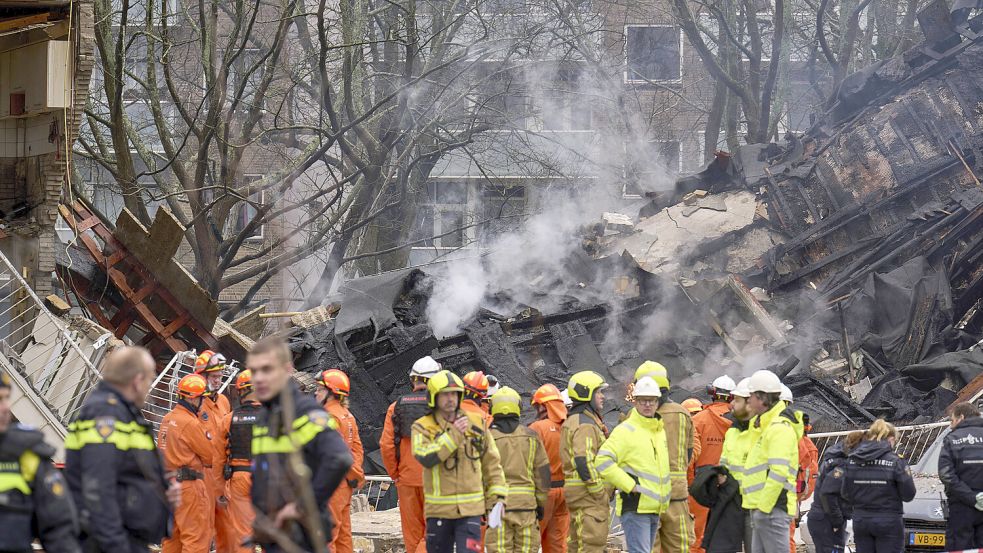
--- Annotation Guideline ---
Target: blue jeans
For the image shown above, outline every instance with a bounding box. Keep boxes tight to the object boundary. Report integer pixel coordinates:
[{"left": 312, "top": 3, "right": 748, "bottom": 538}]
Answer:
[{"left": 621, "top": 511, "right": 661, "bottom": 553}]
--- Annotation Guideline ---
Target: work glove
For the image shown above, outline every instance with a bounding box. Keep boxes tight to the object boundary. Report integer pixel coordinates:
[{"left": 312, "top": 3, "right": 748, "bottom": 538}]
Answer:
[
  {"left": 536, "top": 506, "right": 544, "bottom": 521},
  {"left": 975, "top": 492, "right": 983, "bottom": 511},
  {"left": 488, "top": 501, "right": 505, "bottom": 529}
]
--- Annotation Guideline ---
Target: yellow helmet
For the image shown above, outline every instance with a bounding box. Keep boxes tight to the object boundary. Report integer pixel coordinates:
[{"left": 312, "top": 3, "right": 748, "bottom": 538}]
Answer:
[
  {"left": 568, "top": 371, "right": 608, "bottom": 403},
  {"left": 634, "top": 361, "right": 670, "bottom": 389},
  {"left": 427, "top": 370, "right": 465, "bottom": 408},
  {"left": 490, "top": 387, "right": 522, "bottom": 417}
]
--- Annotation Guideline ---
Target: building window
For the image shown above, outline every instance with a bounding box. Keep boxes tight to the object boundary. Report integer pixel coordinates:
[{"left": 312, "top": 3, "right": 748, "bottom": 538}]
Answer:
[
  {"left": 475, "top": 66, "right": 529, "bottom": 130},
  {"left": 479, "top": 184, "right": 525, "bottom": 240},
  {"left": 412, "top": 181, "right": 470, "bottom": 249},
  {"left": 227, "top": 176, "right": 264, "bottom": 241},
  {"left": 625, "top": 25, "right": 682, "bottom": 83},
  {"left": 539, "top": 68, "right": 592, "bottom": 131},
  {"left": 229, "top": 48, "right": 263, "bottom": 111}
]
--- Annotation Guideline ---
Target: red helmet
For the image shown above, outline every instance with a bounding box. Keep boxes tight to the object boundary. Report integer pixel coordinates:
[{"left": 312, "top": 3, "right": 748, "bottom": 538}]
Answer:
[
  {"left": 318, "top": 369, "right": 351, "bottom": 397},
  {"left": 531, "top": 383, "right": 563, "bottom": 405},
  {"left": 178, "top": 374, "right": 207, "bottom": 399},
  {"left": 194, "top": 350, "right": 227, "bottom": 373},
  {"left": 462, "top": 371, "right": 490, "bottom": 398},
  {"left": 235, "top": 370, "right": 253, "bottom": 391}
]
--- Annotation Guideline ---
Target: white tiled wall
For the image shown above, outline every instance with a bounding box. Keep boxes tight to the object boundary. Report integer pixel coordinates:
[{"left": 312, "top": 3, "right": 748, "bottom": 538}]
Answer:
[{"left": 0, "top": 115, "right": 59, "bottom": 158}]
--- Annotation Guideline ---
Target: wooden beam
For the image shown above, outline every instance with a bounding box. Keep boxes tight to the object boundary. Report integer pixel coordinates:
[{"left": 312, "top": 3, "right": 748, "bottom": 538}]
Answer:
[{"left": 0, "top": 13, "right": 48, "bottom": 34}]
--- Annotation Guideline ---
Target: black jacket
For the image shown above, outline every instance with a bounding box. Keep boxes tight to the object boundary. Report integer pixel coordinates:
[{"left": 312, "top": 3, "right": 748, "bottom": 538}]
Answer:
[
  {"left": 690, "top": 465, "right": 744, "bottom": 553},
  {"left": 813, "top": 442, "right": 852, "bottom": 526},
  {"left": 939, "top": 417, "right": 983, "bottom": 506},
  {"left": 0, "top": 424, "right": 81, "bottom": 553},
  {"left": 251, "top": 381, "right": 353, "bottom": 550},
  {"left": 842, "top": 439, "right": 916, "bottom": 516},
  {"left": 64, "top": 382, "right": 170, "bottom": 553}
]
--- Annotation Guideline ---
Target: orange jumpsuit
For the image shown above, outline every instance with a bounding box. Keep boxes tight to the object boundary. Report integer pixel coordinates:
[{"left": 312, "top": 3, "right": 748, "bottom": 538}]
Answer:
[
  {"left": 790, "top": 434, "right": 819, "bottom": 553},
  {"left": 689, "top": 402, "right": 732, "bottom": 553},
  {"left": 380, "top": 399, "right": 427, "bottom": 553},
  {"left": 200, "top": 393, "right": 232, "bottom": 552},
  {"left": 462, "top": 398, "right": 493, "bottom": 428},
  {"left": 530, "top": 400, "right": 570, "bottom": 553},
  {"left": 326, "top": 399, "right": 365, "bottom": 553},
  {"left": 160, "top": 401, "right": 214, "bottom": 553},
  {"left": 222, "top": 400, "right": 261, "bottom": 553}
]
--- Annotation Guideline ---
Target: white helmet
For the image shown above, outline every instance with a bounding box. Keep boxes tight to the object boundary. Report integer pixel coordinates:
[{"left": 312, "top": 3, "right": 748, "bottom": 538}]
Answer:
[
  {"left": 486, "top": 374, "right": 501, "bottom": 396},
  {"left": 732, "top": 378, "right": 752, "bottom": 398},
  {"left": 560, "top": 389, "right": 572, "bottom": 408},
  {"left": 780, "top": 384, "right": 794, "bottom": 403},
  {"left": 410, "top": 356, "right": 441, "bottom": 380},
  {"left": 633, "top": 377, "right": 662, "bottom": 399},
  {"left": 711, "top": 375, "right": 736, "bottom": 392},
  {"left": 748, "top": 370, "right": 783, "bottom": 394}
]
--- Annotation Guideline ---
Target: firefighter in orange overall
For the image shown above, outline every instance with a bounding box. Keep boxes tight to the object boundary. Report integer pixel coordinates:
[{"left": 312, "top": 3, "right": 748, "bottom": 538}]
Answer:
[
  {"left": 462, "top": 370, "right": 493, "bottom": 427},
  {"left": 689, "top": 376, "right": 735, "bottom": 553},
  {"left": 160, "top": 374, "right": 213, "bottom": 553},
  {"left": 194, "top": 350, "right": 233, "bottom": 552},
  {"left": 380, "top": 356, "right": 441, "bottom": 553},
  {"left": 317, "top": 369, "right": 365, "bottom": 553},
  {"left": 222, "top": 370, "right": 260, "bottom": 553},
  {"left": 529, "top": 383, "right": 570, "bottom": 553}
]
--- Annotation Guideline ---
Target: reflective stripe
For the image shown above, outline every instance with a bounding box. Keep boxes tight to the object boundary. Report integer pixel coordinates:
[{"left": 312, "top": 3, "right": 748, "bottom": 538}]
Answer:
[
  {"left": 425, "top": 491, "right": 485, "bottom": 504},
  {"left": 638, "top": 486, "right": 670, "bottom": 502},
  {"left": 65, "top": 419, "right": 155, "bottom": 451},
  {"left": 595, "top": 459, "right": 616, "bottom": 473},
  {"left": 744, "top": 464, "right": 768, "bottom": 475},
  {"left": 252, "top": 415, "right": 333, "bottom": 455},
  {"left": 768, "top": 458, "right": 791, "bottom": 467},
  {"left": 488, "top": 485, "right": 508, "bottom": 498},
  {"left": 625, "top": 466, "right": 671, "bottom": 484},
  {"left": 0, "top": 467, "right": 29, "bottom": 495},
  {"left": 784, "top": 481, "right": 796, "bottom": 493},
  {"left": 744, "top": 482, "right": 765, "bottom": 493},
  {"left": 768, "top": 472, "right": 788, "bottom": 484},
  {"left": 509, "top": 485, "right": 536, "bottom": 494}
]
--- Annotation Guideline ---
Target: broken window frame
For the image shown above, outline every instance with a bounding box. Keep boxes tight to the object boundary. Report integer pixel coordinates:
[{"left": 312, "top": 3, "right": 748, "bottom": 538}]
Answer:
[{"left": 624, "top": 24, "right": 683, "bottom": 85}]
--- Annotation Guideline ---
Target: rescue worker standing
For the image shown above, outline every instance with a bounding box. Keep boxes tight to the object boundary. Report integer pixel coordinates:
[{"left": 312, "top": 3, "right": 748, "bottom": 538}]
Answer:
[
  {"left": 160, "top": 374, "right": 214, "bottom": 553},
  {"left": 248, "top": 337, "right": 354, "bottom": 552},
  {"left": 0, "top": 369, "right": 81, "bottom": 553},
  {"left": 486, "top": 387, "right": 550, "bottom": 553},
  {"left": 561, "top": 370, "right": 610, "bottom": 553},
  {"left": 223, "top": 370, "right": 261, "bottom": 553},
  {"left": 689, "top": 375, "right": 735, "bottom": 553},
  {"left": 742, "top": 370, "right": 800, "bottom": 553},
  {"left": 316, "top": 369, "right": 365, "bottom": 553},
  {"left": 842, "top": 420, "right": 915, "bottom": 553},
  {"left": 938, "top": 402, "right": 983, "bottom": 550},
  {"left": 65, "top": 346, "right": 179, "bottom": 553},
  {"left": 711, "top": 377, "right": 754, "bottom": 553},
  {"left": 462, "top": 370, "right": 493, "bottom": 426},
  {"left": 779, "top": 385, "right": 816, "bottom": 553},
  {"left": 411, "top": 370, "right": 507, "bottom": 553},
  {"left": 194, "top": 350, "right": 233, "bottom": 552},
  {"left": 596, "top": 377, "right": 671, "bottom": 553},
  {"left": 529, "top": 383, "right": 570, "bottom": 553},
  {"left": 380, "top": 356, "right": 441, "bottom": 553}
]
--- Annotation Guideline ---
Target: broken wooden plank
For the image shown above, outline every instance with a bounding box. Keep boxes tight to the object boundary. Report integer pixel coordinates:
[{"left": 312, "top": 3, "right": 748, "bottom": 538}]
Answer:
[{"left": 726, "top": 275, "right": 787, "bottom": 345}]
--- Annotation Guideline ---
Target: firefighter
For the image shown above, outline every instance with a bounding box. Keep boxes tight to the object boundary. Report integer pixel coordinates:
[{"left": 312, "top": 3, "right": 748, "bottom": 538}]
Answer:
[
  {"left": 462, "top": 370, "right": 493, "bottom": 426},
  {"left": 193, "top": 350, "right": 233, "bottom": 552},
  {"left": 380, "top": 356, "right": 441, "bottom": 553},
  {"left": 316, "top": 369, "right": 365, "bottom": 553},
  {"left": 223, "top": 370, "right": 260, "bottom": 553},
  {"left": 529, "top": 383, "right": 570, "bottom": 553},
  {"left": 248, "top": 337, "right": 354, "bottom": 552},
  {"left": 681, "top": 398, "right": 703, "bottom": 414},
  {"left": 779, "top": 385, "right": 817, "bottom": 553},
  {"left": 842, "top": 420, "right": 915, "bottom": 553},
  {"left": 0, "top": 368, "right": 81, "bottom": 553},
  {"left": 939, "top": 402, "right": 983, "bottom": 550},
  {"left": 160, "top": 374, "right": 214, "bottom": 553},
  {"left": 65, "top": 346, "right": 178, "bottom": 553},
  {"left": 486, "top": 387, "right": 550, "bottom": 553},
  {"left": 689, "top": 375, "right": 735, "bottom": 553},
  {"left": 561, "top": 370, "right": 610, "bottom": 553},
  {"left": 596, "top": 377, "right": 671, "bottom": 553},
  {"left": 411, "top": 370, "right": 507, "bottom": 553},
  {"left": 742, "top": 370, "right": 799, "bottom": 553},
  {"left": 708, "top": 377, "right": 754, "bottom": 553},
  {"left": 644, "top": 363, "right": 697, "bottom": 553}
]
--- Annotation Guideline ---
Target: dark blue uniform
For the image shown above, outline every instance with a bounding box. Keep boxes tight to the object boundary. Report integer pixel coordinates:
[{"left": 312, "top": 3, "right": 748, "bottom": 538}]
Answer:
[
  {"left": 251, "top": 381, "right": 353, "bottom": 552},
  {"left": 64, "top": 382, "right": 171, "bottom": 553},
  {"left": 841, "top": 439, "right": 916, "bottom": 553},
  {"left": 0, "top": 424, "right": 81, "bottom": 553},
  {"left": 806, "top": 442, "right": 850, "bottom": 553},
  {"left": 939, "top": 416, "right": 983, "bottom": 549}
]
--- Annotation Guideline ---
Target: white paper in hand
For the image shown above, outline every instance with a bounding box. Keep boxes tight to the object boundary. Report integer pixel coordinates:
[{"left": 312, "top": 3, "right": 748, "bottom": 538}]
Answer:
[{"left": 488, "top": 501, "right": 505, "bottom": 528}]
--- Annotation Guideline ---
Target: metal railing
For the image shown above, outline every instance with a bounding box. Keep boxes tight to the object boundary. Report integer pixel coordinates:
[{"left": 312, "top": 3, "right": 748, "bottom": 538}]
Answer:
[
  {"left": 0, "top": 249, "right": 105, "bottom": 440},
  {"left": 354, "top": 475, "right": 396, "bottom": 511},
  {"left": 810, "top": 422, "right": 950, "bottom": 466},
  {"left": 141, "top": 350, "right": 241, "bottom": 436}
]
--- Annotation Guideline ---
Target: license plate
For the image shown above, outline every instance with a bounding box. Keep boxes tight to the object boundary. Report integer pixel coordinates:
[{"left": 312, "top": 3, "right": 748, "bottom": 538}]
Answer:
[{"left": 908, "top": 532, "right": 945, "bottom": 547}]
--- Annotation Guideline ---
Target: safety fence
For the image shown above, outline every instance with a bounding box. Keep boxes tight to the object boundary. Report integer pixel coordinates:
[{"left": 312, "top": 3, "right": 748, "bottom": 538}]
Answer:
[
  {"left": 354, "top": 476, "right": 396, "bottom": 511},
  {"left": 810, "top": 421, "right": 950, "bottom": 467},
  {"left": 142, "top": 350, "right": 241, "bottom": 435}
]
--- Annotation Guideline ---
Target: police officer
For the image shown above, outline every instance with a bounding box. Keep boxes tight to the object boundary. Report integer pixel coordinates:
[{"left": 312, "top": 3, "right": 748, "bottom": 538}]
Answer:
[
  {"left": 223, "top": 370, "right": 260, "bottom": 553},
  {"left": 807, "top": 430, "right": 863, "bottom": 553},
  {"left": 939, "top": 402, "right": 983, "bottom": 550},
  {"left": 65, "top": 346, "right": 179, "bottom": 553},
  {"left": 247, "top": 337, "right": 353, "bottom": 552},
  {"left": 562, "top": 370, "right": 610, "bottom": 553},
  {"left": 0, "top": 368, "right": 81, "bottom": 553},
  {"left": 841, "top": 420, "right": 915, "bottom": 553}
]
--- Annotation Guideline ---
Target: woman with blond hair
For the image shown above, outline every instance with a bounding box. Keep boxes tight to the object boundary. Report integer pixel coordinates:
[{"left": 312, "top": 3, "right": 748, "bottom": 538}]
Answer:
[{"left": 841, "top": 420, "right": 916, "bottom": 553}]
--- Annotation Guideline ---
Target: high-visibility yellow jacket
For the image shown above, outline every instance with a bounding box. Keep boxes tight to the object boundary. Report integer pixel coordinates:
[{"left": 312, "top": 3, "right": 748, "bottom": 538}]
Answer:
[
  {"left": 742, "top": 402, "right": 800, "bottom": 515},
  {"left": 561, "top": 406, "right": 609, "bottom": 509},
  {"left": 489, "top": 418, "right": 551, "bottom": 511},
  {"left": 657, "top": 400, "right": 694, "bottom": 500},
  {"left": 412, "top": 409, "right": 507, "bottom": 519},
  {"left": 719, "top": 416, "right": 753, "bottom": 482},
  {"left": 596, "top": 409, "right": 671, "bottom": 515}
]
